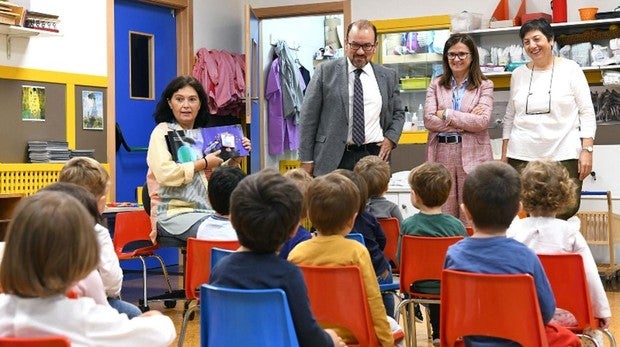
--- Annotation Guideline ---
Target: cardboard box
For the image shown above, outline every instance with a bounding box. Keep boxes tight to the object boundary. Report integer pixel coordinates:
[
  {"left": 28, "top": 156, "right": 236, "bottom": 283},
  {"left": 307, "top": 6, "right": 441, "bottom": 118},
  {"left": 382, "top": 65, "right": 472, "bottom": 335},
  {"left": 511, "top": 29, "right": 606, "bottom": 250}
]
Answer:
[{"left": 489, "top": 0, "right": 526, "bottom": 28}]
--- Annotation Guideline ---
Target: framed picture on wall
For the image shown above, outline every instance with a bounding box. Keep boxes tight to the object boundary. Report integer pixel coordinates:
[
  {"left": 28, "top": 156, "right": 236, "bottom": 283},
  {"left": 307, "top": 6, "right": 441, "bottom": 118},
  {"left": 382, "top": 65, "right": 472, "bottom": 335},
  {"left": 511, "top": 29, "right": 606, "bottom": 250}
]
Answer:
[
  {"left": 82, "top": 91, "right": 104, "bottom": 130},
  {"left": 21, "top": 85, "right": 46, "bottom": 121}
]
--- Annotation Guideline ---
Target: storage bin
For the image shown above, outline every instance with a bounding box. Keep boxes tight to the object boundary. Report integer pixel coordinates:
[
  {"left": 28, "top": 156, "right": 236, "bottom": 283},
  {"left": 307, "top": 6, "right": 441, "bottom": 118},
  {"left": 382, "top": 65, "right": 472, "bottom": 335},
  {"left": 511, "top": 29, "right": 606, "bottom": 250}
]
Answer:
[
  {"left": 279, "top": 160, "right": 300, "bottom": 174},
  {"left": 400, "top": 77, "right": 430, "bottom": 90}
]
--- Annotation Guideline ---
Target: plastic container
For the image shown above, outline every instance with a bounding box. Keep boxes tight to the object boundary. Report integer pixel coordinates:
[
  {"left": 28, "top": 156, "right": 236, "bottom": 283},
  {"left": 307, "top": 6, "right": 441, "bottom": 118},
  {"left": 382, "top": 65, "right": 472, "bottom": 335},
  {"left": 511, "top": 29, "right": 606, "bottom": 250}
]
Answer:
[
  {"left": 450, "top": 11, "right": 482, "bottom": 33},
  {"left": 578, "top": 7, "right": 598, "bottom": 21},
  {"left": 551, "top": 0, "right": 567, "bottom": 23},
  {"left": 400, "top": 77, "right": 431, "bottom": 90}
]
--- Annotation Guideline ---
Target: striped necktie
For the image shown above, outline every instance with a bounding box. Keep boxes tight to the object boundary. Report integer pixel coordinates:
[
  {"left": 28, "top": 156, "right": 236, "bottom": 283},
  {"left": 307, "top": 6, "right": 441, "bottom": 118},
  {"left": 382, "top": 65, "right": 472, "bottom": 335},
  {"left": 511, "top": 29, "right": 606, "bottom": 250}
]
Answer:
[{"left": 352, "top": 68, "right": 365, "bottom": 145}]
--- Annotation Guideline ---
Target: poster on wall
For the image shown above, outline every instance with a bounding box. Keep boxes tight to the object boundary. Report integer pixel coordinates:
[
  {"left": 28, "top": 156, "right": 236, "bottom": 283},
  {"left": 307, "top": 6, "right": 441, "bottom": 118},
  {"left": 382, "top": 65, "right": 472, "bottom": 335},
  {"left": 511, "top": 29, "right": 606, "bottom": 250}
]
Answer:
[
  {"left": 21, "top": 85, "right": 46, "bottom": 121},
  {"left": 82, "top": 91, "right": 104, "bottom": 130}
]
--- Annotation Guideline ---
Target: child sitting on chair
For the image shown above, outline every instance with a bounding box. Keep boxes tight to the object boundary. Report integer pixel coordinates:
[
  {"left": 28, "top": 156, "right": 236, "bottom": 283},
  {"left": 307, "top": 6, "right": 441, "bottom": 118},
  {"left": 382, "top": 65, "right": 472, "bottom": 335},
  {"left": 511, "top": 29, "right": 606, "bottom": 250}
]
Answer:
[
  {"left": 196, "top": 166, "right": 246, "bottom": 240},
  {"left": 209, "top": 169, "right": 345, "bottom": 347},
  {"left": 0, "top": 190, "right": 175, "bottom": 345},
  {"left": 507, "top": 159, "right": 611, "bottom": 345},
  {"left": 59, "top": 157, "right": 142, "bottom": 318},
  {"left": 279, "top": 168, "right": 314, "bottom": 260},
  {"left": 354, "top": 155, "right": 403, "bottom": 223},
  {"left": 288, "top": 172, "right": 395, "bottom": 347},
  {"left": 399, "top": 162, "right": 469, "bottom": 345},
  {"left": 444, "top": 161, "right": 581, "bottom": 347}
]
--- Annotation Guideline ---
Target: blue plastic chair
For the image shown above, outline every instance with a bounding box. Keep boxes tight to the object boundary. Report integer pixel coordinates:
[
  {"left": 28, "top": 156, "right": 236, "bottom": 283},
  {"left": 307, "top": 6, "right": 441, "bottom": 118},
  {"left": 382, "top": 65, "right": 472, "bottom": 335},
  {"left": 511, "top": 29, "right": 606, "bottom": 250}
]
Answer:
[
  {"left": 345, "top": 232, "right": 399, "bottom": 292},
  {"left": 200, "top": 284, "right": 300, "bottom": 347},
  {"left": 210, "top": 247, "right": 234, "bottom": 269}
]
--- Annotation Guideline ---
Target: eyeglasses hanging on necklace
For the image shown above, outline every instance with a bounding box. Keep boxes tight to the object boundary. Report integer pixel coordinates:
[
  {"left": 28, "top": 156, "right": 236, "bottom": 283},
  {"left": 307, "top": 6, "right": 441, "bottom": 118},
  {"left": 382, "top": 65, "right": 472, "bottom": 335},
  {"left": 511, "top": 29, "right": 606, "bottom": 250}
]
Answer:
[{"left": 525, "top": 59, "right": 555, "bottom": 115}]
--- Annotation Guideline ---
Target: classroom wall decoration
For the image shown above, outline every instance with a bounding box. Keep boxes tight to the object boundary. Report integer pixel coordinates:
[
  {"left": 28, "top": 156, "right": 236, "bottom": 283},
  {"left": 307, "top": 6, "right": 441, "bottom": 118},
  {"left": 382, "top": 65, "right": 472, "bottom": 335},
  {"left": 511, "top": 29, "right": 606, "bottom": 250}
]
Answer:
[
  {"left": 82, "top": 90, "right": 104, "bottom": 130},
  {"left": 21, "top": 85, "right": 46, "bottom": 121}
]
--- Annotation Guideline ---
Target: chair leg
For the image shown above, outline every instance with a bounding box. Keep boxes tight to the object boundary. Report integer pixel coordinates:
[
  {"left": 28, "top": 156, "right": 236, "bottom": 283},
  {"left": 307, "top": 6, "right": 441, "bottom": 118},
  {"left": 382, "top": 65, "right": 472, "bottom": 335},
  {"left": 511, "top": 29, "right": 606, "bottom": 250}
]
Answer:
[
  {"left": 578, "top": 333, "right": 602, "bottom": 347},
  {"left": 398, "top": 300, "right": 418, "bottom": 347},
  {"left": 423, "top": 305, "right": 432, "bottom": 341},
  {"left": 138, "top": 256, "right": 149, "bottom": 312},
  {"left": 152, "top": 254, "right": 174, "bottom": 293},
  {"left": 602, "top": 328, "right": 617, "bottom": 347},
  {"left": 178, "top": 304, "right": 199, "bottom": 347}
]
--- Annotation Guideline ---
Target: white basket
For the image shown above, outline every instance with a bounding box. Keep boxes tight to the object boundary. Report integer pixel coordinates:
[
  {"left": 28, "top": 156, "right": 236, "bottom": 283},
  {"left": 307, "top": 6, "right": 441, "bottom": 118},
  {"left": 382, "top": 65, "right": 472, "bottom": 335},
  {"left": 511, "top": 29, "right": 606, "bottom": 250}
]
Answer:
[{"left": 451, "top": 11, "right": 482, "bottom": 33}]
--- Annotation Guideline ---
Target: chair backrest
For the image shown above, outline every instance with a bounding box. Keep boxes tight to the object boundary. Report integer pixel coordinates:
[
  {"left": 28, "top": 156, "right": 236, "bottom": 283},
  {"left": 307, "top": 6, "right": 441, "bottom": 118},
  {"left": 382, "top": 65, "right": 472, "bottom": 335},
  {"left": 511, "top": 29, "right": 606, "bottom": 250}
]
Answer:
[
  {"left": 378, "top": 217, "right": 400, "bottom": 270},
  {"left": 298, "top": 265, "right": 378, "bottom": 347},
  {"left": 440, "top": 269, "right": 549, "bottom": 347},
  {"left": 210, "top": 247, "right": 234, "bottom": 269},
  {"left": 537, "top": 253, "right": 597, "bottom": 331},
  {"left": 345, "top": 232, "right": 365, "bottom": 245},
  {"left": 399, "top": 235, "right": 463, "bottom": 294},
  {"left": 200, "top": 284, "right": 299, "bottom": 347},
  {"left": 185, "top": 237, "right": 240, "bottom": 300},
  {"left": 112, "top": 210, "right": 157, "bottom": 256},
  {"left": 0, "top": 336, "right": 71, "bottom": 347}
]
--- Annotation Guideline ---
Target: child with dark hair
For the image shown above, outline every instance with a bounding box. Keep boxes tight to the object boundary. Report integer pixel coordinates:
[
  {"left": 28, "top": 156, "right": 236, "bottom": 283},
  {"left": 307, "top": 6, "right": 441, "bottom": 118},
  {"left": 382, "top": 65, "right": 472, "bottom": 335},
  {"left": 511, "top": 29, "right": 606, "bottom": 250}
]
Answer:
[
  {"left": 508, "top": 160, "right": 611, "bottom": 345},
  {"left": 399, "top": 162, "right": 468, "bottom": 344},
  {"left": 279, "top": 168, "right": 314, "bottom": 259},
  {"left": 288, "top": 172, "right": 394, "bottom": 347},
  {"left": 354, "top": 155, "right": 402, "bottom": 222},
  {"left": 196, "top": 166, "right": 246, "bottom": 240},
  {"left": 0, "top": 191, "right": 175, "bottom": 345},
  {"left": 445, "top": 161, "right": 580, "bottom": 346},
  {"left": 209, "top": 169, "right": 345, "bottom": 347}
]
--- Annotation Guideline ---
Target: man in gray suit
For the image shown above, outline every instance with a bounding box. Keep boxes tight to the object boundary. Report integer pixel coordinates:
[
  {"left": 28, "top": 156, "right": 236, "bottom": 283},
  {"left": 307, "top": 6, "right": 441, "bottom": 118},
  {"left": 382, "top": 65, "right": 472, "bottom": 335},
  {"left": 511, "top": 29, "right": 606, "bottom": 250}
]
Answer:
[{"left": 299, "top": 19, "right": 404, "bottom": 176}]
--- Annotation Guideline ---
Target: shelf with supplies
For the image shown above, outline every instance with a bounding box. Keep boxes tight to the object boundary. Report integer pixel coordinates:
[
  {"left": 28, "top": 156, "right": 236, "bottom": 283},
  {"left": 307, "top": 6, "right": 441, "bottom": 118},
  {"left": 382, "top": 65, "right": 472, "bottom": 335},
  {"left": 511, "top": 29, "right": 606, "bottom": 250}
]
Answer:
[{"left": 0, "top": 24, "right": 61, "bottom": 59}]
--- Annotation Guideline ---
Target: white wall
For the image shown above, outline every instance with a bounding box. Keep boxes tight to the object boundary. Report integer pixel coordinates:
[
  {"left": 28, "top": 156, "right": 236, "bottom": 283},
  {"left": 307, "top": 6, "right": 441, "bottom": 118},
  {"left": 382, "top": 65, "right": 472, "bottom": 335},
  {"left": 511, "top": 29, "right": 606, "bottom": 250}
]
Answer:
[
  {"left": 0, "top": 0, "right": 107, "bottom": 75},
  {"left": 194, "top": 0, "right": 246, "bottom": 54}
]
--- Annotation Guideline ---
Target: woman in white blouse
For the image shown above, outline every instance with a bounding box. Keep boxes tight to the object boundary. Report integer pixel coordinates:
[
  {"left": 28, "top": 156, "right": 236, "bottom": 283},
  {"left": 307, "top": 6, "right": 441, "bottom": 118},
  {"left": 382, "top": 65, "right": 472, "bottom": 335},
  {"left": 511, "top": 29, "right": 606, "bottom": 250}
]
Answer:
[{"left": 501, "top": 18, "right": 596, "bottom": 219}]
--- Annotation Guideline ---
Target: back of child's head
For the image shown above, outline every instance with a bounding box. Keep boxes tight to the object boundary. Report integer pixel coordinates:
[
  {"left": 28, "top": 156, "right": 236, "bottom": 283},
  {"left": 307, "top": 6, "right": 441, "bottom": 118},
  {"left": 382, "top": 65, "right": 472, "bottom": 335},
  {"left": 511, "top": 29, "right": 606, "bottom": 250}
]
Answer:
[
  {"left": 59, "top": 157, "right": 109, "bottom": 198},
  {"left": 408, "top": 162, "right": 451, "bottom": 208},
  {"left": 521, "top": 160, "right": 577, "bottom": 216},
  {"left": 41, "top": 182, "right": 101, "bottom": 223},
  {"left": 208, "top": 166, "right": 247, "bottom": 216},
  {"left": 333, "top": 169, "right": 368, "bottom": 214},
  {"left": 353, "top": 155, "right": 391, "bottom": 198},
  {"left": 307, "top": 172, "right": 360, "bottom": 235},
  {"left": 463, "top": 161, "right": 521, "bottom": 231},
  {"left": 0, "top": 190, "right": 99, "bottom": 298},
  {"left": 230, "top": 169, "right": 301, "bottom": 253},
  {"left": 283, "top": 168, "right": 313, "bottom": 218}
]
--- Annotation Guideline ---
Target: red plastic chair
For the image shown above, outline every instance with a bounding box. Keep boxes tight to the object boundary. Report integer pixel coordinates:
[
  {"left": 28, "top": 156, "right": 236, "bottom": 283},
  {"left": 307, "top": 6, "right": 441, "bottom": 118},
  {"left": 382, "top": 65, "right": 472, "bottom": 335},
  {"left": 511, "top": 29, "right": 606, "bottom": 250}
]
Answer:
[
  {"left": 538, "top": 254, "right": 617, "bottom": 347},
  {"left": 299, "top": 265, "right": 379, "bottom": 347},
  {"left": 113, "top": 210, "right": 173, "bottom": 312},
  {"left": 177, "top": 237, "right": 240, "bottom": 347},
  {"left": 440, "top": 269, "right": 549, "bottom": 347},
  {"left": 397, "top": 235, "right": 464, "bottom": 347},
  {"left": 0, "top": 336, "right": 71, "bottom": 347},
  {"left": 378, "top": 217, "right": 400, "bottom": 274}
]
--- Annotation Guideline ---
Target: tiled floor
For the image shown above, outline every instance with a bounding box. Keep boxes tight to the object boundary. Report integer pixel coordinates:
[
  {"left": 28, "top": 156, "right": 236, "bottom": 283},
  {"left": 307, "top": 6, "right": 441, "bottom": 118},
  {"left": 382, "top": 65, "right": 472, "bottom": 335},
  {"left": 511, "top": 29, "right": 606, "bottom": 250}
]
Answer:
[{"left": 121, "top": 267, "right": 620, "bottom": 347}]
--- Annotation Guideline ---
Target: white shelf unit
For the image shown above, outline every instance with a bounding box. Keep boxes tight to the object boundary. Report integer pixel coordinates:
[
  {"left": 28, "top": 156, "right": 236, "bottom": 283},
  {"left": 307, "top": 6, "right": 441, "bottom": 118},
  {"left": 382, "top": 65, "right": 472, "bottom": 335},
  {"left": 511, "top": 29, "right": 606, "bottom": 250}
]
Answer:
[{"left": 0, "top": 24, "right": 60, "bottom": 59}]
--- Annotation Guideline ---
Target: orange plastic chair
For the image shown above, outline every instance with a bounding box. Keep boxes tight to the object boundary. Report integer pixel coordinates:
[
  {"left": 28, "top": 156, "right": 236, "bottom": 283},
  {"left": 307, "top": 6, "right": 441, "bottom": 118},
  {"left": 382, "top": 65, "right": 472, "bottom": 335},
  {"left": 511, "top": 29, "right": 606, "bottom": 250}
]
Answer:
[
  {"left": 378, "top": 217, "right": 400, "bottom": 274},
  {"left": 113, "top": 210, "right": 174, "bottom": 312},
  {"left": 298, "top": 265, "right": 379, "bottom": 347},
  {"left": 0, "top": 336, "right": 71, "bottom": 347},
  {"left": 538, "top": 254, "right": 617, "bottom": 347},
  {"left": 440, "top": 269, "right": 549, "bottom": 347},
  {"left": 177, "top": 237, "right": 240, "bottom": 347},
  {"left": 397, "top": 235, "right": 464, "bottom": 347}
]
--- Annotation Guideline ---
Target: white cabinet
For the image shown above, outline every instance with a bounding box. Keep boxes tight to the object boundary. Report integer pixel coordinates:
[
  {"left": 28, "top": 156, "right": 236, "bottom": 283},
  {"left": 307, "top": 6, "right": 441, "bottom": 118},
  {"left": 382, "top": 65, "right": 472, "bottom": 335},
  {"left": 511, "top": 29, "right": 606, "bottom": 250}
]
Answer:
[{"left": 385, "top": 186, "right": 419, "bottom": 219}]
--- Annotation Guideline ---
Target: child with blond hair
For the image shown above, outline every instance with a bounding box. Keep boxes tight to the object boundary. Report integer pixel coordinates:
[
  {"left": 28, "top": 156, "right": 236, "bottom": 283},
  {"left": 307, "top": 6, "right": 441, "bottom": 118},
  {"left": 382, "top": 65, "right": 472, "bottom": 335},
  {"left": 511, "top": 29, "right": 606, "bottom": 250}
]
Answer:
[
  {"left": 0, "top": 191, "right": 175, "bottom": 345},
  {"left": 354, "top": 155, "right": 402, "bottom": 223},
  {"left": 507, "top": 159, "right": 611, "bottom": 344},
  {"left": 59, "top": 157, "right": 141, "bottom": 318}
]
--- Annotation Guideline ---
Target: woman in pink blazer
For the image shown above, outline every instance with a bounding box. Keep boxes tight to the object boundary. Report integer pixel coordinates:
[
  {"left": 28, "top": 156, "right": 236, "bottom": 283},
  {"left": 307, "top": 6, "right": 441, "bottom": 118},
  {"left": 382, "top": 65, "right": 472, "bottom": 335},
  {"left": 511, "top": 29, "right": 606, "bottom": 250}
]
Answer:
[{"left": 424, "top": 33, "right": 494, "bottom": 223}]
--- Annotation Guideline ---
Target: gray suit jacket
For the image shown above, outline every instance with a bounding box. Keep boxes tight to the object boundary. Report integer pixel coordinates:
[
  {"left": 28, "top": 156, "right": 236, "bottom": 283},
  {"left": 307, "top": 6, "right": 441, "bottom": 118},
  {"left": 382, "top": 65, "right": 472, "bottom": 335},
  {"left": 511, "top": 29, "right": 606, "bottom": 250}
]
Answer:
[{"left": 299, "top": 58, "right": 405, "bottom": 176}]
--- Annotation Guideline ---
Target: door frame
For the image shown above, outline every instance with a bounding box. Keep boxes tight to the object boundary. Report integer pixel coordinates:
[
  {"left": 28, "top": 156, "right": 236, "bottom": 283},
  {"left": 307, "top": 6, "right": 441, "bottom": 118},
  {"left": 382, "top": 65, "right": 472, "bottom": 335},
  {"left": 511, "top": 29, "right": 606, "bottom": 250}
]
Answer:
[{"left": 106, "top": 0, "right": 193, "bottom": 199}]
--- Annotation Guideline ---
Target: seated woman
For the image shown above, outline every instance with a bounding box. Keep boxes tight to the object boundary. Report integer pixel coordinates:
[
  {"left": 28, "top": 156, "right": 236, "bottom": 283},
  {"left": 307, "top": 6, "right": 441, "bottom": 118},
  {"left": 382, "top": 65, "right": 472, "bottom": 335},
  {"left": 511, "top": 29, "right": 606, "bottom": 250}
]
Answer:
[{"left": 146, "top": 75, "right": 250, "bottom": 242}]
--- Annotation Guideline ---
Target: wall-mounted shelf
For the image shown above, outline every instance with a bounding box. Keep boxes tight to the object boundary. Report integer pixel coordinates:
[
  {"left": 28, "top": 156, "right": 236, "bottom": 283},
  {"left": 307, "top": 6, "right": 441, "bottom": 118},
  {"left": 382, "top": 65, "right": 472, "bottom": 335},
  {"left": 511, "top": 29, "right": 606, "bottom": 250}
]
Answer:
[{"left": 0, "top": 24, "right": 60, "bottom": 59}]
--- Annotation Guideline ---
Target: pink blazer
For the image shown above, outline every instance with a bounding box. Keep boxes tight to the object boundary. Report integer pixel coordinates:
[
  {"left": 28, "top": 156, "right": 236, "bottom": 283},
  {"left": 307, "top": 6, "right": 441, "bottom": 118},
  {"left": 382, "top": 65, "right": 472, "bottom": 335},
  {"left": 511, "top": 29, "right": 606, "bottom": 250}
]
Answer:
[{"left": 424, "top": 77, "right": 494, "bottom": 174}]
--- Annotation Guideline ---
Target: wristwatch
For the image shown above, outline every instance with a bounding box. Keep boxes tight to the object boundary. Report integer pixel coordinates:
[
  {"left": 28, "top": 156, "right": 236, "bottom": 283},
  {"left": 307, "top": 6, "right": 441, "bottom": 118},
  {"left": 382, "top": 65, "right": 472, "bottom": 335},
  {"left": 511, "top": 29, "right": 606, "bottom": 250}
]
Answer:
[{"left": 582, "top": 146, "right": 593, "bottom": 153}]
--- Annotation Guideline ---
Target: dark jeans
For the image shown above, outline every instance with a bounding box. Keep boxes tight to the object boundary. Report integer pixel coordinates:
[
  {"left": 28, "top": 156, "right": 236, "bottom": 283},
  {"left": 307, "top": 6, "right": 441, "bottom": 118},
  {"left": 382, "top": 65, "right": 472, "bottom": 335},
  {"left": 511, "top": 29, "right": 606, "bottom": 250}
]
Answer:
[{"left": 507, "top": 158, "right": 582, "bottom": 219}]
